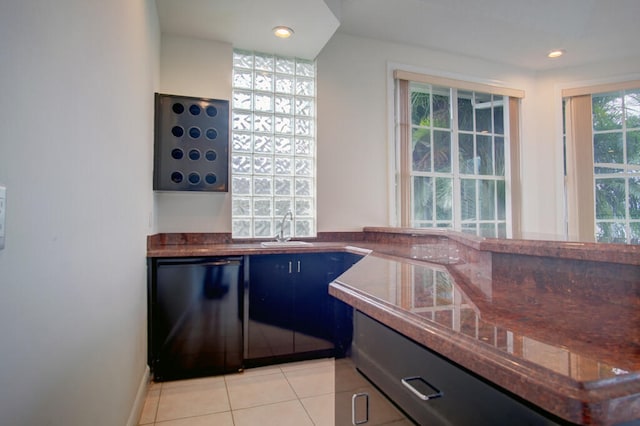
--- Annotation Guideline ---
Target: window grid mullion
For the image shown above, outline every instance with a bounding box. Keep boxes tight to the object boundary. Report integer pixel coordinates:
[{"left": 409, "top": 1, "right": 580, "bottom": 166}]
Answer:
[
  {"left": 623, "top": 94, "right": 630, "bottom": 232},
  {"left": 430, "top": 88, "right": 437, "bottom": 224},
  {"left": 491, "top": 96, "right": 498, "bottom": 235},
  {"left": 473, "top": 93, "right": 481, "bottom": 235},
  {"left": 451, "top": 88, "right": 461, "bottom": 231},
  {"left": 404, "top": 82, "right": 509, "bottom": 236}
]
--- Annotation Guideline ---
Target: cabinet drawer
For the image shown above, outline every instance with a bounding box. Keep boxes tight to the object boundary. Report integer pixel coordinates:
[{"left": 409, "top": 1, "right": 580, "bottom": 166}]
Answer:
[{"left": 353, "top": 311, "right": 561, "bottom": 425}]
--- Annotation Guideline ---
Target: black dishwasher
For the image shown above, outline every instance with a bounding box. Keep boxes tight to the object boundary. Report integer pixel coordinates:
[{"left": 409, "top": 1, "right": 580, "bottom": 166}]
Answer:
[{"left": 148, "top": 256, "right": 244, "bottom": 381}]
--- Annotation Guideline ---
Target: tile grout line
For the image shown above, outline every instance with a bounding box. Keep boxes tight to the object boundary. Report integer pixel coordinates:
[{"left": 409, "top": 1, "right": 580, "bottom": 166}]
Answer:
[
  {"left": 227, "top": 367, "right": 301, "bottom": 421},
  {"left": 153, "top": 382, "right": 162, "bottom": 426},
  {"left": 223, "top": 374, "right": 238, "bottom": 426},
  {"left": 143, "top": 359, "right": 334, "bottom": 426},
  {"left": 280, "top": 364, "right": 318, "bottom": 425}
]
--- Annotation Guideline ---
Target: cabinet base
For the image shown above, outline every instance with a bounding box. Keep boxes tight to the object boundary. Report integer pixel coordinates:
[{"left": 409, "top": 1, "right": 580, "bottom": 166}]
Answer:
[{"left": 244, "top": 348, "right": 336, "bottom": 369}]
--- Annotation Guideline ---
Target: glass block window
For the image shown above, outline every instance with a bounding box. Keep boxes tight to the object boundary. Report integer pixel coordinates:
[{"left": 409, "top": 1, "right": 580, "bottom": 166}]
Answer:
[{"left": 231, "top": 50, "right": 316, "bottom": 238}]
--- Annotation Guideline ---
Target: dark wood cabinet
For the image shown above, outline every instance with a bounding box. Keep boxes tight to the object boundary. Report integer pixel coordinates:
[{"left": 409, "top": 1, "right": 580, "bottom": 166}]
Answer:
[
  {"left": 336, "top": 311, "right": 564, "bottom": 425},
  {"left": 247, "top": 252, "right": 362, "bottom": 366}
]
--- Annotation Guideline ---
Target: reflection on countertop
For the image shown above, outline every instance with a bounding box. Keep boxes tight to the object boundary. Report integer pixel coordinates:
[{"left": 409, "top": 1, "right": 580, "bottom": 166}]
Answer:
[{"left": 334, "top": 254, "right": 638, "bottom": 383}]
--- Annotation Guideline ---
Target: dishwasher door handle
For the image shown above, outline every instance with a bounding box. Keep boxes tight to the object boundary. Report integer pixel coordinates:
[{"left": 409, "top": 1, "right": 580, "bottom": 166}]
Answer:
[
  {"left": 157, "top": 258, "right": 242, "bottom": 267},
  {"left": 200, "top": 260, "right": 236, "bottom": 266}
]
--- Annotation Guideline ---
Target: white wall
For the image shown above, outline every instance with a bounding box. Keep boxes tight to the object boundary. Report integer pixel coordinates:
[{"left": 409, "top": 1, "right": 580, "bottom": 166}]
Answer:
[
  {"left": 152, "top": 32, "right": 640, "bottom": 239},
  {"left": 155, "top": 35, "right": 233, "bottom": 232},
  {"left": 316, "top": 34, "right": 396, "bottom": 230},
  {"left": 316, "top": 33, "right": 540, "bottom": 232},
  {"left": 0, "top": 1, "right": 159, "bottom": 424}
]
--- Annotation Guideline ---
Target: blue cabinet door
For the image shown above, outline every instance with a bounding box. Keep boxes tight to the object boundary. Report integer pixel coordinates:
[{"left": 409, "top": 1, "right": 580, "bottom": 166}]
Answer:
[
  {"left": 292, "top": 253, "right": 340, "bottom": 353},
  {"left": 247, "top": 254, "right": 295, "bottom": 359},
  {"left": 247, "top": 252, "right": 363, "bottom": 364}
]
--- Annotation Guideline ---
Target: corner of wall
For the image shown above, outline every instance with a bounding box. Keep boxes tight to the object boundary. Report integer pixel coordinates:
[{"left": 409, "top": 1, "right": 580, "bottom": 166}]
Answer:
[{"left": 126, "top": 366, "right": 151, "bottom": 426}]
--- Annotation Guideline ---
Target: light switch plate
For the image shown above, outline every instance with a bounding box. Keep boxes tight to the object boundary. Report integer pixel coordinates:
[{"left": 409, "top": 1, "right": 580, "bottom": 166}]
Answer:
[{"left": 0, "top": 185, "right": 5, "bottom": 250}]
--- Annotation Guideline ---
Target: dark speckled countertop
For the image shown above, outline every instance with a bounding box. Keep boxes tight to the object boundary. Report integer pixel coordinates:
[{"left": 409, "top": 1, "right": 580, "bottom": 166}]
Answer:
[{"left": 148, "top": 227, "right": 640, "bottom": 425}]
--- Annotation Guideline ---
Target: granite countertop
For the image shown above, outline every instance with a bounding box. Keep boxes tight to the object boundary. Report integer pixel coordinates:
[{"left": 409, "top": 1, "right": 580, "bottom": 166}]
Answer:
[{"left": 147, "top": 228, "right": 640, "bottom": 425}]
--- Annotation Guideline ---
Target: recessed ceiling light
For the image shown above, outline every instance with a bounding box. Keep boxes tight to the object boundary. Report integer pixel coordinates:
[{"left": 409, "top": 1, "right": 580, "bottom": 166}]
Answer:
[
  {"left": 273, "top": 26, "right": 294, "bottom": 39},
  {"left": 548, "top": 49, "right": 565, "bottom": 59}
]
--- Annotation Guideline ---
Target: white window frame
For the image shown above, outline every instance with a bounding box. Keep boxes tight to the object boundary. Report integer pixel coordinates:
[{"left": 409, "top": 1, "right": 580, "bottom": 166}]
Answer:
[
  {"left": 562, "top": 76, "right": 640, "bottom": 244},
  {"left": 389, "top": 65, "right": 524, "bottom": 238}
]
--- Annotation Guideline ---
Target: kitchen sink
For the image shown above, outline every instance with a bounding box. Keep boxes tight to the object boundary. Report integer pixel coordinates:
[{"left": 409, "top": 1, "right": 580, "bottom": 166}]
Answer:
[{"left": 260, "top": 241, "right": 312, "bottom": 247}]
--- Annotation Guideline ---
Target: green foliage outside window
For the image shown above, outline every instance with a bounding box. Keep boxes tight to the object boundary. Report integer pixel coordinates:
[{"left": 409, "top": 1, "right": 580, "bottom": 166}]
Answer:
[
  {"left": 592, "top": 90, "right": 640, "bottom": 244},
  {"left": 407, "top": 83, "right": 507, "bottom": 237}
]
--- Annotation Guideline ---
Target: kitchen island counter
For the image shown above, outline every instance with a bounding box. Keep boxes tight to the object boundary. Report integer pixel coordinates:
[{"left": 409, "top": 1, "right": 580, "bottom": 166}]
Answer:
[{"left": 148, "top": 228, "right": 640, "bottom": 425}]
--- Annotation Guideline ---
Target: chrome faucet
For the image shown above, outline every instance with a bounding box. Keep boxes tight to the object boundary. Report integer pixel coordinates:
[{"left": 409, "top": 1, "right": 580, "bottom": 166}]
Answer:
[{"left": 276, "top": 210, "right": 293, "bottom": 242}]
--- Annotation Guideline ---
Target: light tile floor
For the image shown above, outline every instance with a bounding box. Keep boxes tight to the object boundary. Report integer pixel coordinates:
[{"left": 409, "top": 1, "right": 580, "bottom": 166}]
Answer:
[{"left": 138, "top": 358, "right": 337, "bottom": 426}]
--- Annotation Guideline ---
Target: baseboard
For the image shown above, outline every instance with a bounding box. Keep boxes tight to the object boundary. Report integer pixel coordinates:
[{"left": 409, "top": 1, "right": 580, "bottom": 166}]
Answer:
[{"left": 126, "top": 365, "right": 151, "bottom": 426}]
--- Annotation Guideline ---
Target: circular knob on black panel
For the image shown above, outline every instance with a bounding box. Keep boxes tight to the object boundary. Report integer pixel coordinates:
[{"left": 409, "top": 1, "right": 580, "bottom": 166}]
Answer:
[
  {"left": 171, "top": 148, "right": 184, "bottom": 160},
  {"left": 206, "top": 128, "right": 218, "bottom": 140},
  {"left": 189, "top": 104, "right": 201, "bottom": 115},
  {"left": 172, "top": 103, "right": 184, "bottom": 114},
  {"left": 171, "top": 126, "right": 184, "bottom": 137},
  {"left": 205, "top": 173, "right": 217, "bottom": 185},
  {"left": 205, "top": 150, "right": 217, "bottom": 161},
  {"left": 189, "top": 127, "right": 201, "bottom": 139},
  {"left": 188, "top": 149, "right": 201, "bottom": 161},
  {"left": 188, "top": 172, "right": 201, "bottom": 184},
  {"left": 206, "top": 105, "right": 217, "bottom": 117},
  {"left": 171, "top": 171, "right": 183, "bottom": 183}
]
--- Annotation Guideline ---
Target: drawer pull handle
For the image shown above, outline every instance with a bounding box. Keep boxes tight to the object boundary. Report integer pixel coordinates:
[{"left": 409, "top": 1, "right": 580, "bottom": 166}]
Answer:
[
  {"left": 401, "top": 376, "right": 443, "bottom": 401},
  {"left": 351, "top": 392, "right": 369, "bottom": 424}
]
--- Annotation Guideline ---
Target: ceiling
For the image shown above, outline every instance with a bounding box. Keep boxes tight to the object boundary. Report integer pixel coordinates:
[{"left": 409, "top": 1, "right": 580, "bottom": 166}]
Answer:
[
  {"left": 155, "top": 0, "right": 340, "bottom": 59},
  {"left": 156, "top": 0, "right": 640, "bottom": 71}
]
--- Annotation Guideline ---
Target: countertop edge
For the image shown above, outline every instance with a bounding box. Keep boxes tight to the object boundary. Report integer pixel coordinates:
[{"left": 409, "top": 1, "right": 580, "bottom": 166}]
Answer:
[
  {"left": 328, "top": 280, "right": 640, "bottom": 425},
  {"left": 362, "top": 227, "right": 640, "bottom": 265},
  {"left": 147, "top": 230, "right": 640, "bottom": 266},
  {"left": 146, "top": 241, "right": 361, "bottom": 258}
]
